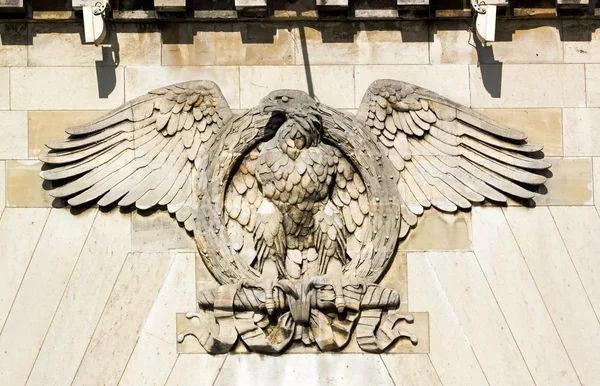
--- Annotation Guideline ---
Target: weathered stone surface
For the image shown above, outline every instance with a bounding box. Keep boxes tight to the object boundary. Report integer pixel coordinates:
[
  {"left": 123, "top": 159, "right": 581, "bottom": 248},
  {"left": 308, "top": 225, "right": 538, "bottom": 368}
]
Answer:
[
  {"left": 504, "top": 207, "right": 600, "bottom": 386},
  {"left": 28, "top": 110, "right": 108, "bottom": 158},
  {"left": 240, "top": 65, "right": 354, "bottom": 108},
  {"left": 430, "top": 20, "right": 563, "bottom": 65},
  {"left": 119, "top": 253, "right": 196, "bottom": 386},
  {"left": 213, "top": 355, "right": 394, "bottom": 386},
  {"left": 564, "top": 21, "right": 600, "bottom": 63},
  {"left": 165, "top": 355, "right": 226, "bottom": 386},
  {"left": 0, "top": 208, "right": 50, "bottom": 330},
  {"left": 381, "top": 355, "right": 441, "bottom": 386},
  {"left": 399, "top": 211, "right": 471, "bottom": 251},
  {"left": 27, "top": 211, "right": 131, "bottom": 386},
  {"left": 11, "top": 67, "right": 125, "bottom": 110},
  {"left": 294, "top": 22, "right": 428, "bottom": 65},
  {"left": 0, "top": 23, "right": 27, "bottom": 66},
  {"left": 132, "top": 211, "right": 199, "bottom": 253},
  {"left": 475, "top": 108, "right": 563, "bottom": 156},
  {"left": 355, "top": 65, "right": 470, "bottom": 106},
  {"left": 71, "top": 253, "right": 173, "bottom": 386},
  {"left": 595, "top": 158, "right": 600, "bottom": 211},
  {"left": 470, "top": 64, "right": 586, "bottom": 108},
  {"left": 408, "top": 252, "right": 489, "bottom": 386},
  {"left": 0, "top": 209, "right": 96, "bottom": 386},
  {"left": 0, "top": 68, "right": 8, "bottom": 110},
  {"left": 162, "top": 23, "right": 295, "bottom": 66},
  {"left": 0, "top": 161, "right": 4, "bottom": 215},
  {"left": 28, "top": 23, "right": 161, "bottom": 66},
  {"left": 586, "top": 64, "right": 600, "bottom": 107},
  {"left": 125, "top": 66, "right": 240, "bottom": 108},
  {"left": 563, "top": 108, "right": 600, "bottom": 156},
  {"left": 534, "top": 157, "right": 593, "bottom": 206},
  {"left": 472, "top": 207, "right": 580, "bottom": 386},
  {"left": 6, "top": 160, "right": 56, "bottom": 207},
  {"left": 378, "top": 252, "right": 408, "bottom": 311},
  {"left": 427, "top": 251, "right": 536, "bottom": 386},
  {"left": 0, "top": 111, "right": 27, "bottom": 159}
]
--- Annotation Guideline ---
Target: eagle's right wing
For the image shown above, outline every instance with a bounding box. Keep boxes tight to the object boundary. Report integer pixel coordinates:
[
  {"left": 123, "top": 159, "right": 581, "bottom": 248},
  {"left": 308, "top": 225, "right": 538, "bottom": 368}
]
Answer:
[{"left": 40, "top": 80, "right": 233, "bottom": 232}]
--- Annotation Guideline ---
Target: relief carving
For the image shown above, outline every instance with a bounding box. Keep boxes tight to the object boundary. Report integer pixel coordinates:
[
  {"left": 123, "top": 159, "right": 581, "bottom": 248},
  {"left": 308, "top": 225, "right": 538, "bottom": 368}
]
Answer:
[{"left": 40, "top": 79, "right": 550, "bottom": 354}]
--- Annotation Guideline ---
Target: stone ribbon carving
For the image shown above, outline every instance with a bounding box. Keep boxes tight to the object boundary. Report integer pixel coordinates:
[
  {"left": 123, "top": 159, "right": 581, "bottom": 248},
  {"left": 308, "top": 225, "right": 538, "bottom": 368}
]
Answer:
[{"left": 40, "top": 79, "right": 550, "bottom": 354}]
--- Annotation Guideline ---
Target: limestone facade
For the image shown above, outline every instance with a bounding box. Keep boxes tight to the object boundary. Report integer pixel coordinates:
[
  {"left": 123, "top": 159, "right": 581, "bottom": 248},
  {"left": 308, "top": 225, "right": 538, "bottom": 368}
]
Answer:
[{"left": 0, "top": 19, "right": 599, "bottom": 385}]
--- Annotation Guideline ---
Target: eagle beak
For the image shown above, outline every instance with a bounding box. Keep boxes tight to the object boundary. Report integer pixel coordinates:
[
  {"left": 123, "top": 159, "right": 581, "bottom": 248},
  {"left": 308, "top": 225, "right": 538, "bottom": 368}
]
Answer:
[{"left": 259, "top": 98, "right": 285, "bottom": 115}]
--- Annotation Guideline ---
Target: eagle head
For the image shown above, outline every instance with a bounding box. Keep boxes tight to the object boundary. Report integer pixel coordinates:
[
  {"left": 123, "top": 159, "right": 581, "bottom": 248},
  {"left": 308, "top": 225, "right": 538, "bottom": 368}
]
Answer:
[{"left": 259, "top": 90, "right": 322, "bottom": 153}]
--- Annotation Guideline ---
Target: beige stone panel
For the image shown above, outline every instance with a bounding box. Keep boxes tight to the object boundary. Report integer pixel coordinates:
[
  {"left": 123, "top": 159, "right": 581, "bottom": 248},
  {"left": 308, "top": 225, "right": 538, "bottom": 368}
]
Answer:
[
  {"left": 470, "top": 64, "right": 586, "bottom": 108},
  {"left": 165, "top": 354, "right": 226, "bottom": 386},
  {"left": 28, "top": 23, "right": 161, "bottom": 66},
  {"left": 428, "top": 251, "right": 535, "bottom": 386},
  {"left": 6, "top": 160, "right": 55, "bottom": 207},
  {"left": 213, "top": 354, "right": 394, "bottom": 386},
  {"left": 26, "top": 211, "right": 131, "bottom": 386},
  {"left": 162, "top": 23, "right": 294, "bottom": 66},
  {"left": 399, "top": 210, "right": 471, "bottom": 251},
  {"left": 11, "top": 67, "right": 125, "bottom": 110},
  {"left": 534, "top": 157, "right": 593, "bottom": 206},
  {"left": 595, "top": 157, "right": 600, "bottom": 211},
  {"left": 504, "top": 207, "right": 600, "bottom": 386},
  {"left": 407, "top": 253, "right": 488, "bottom": 386},
  {"left": 72, "top": 252, "right": 173, "bottom": 386},
  {"left": 28, "top": 110, "right": 109, "bottom": 158},
  {"left": 0, "top": 68, "right": 8, "bottom": 110},
  {"left": 0, "top": 209, "right": 96, "bottom": 386},
  {"left": 0, "top": 208, "right": 50, "bottom": 330},
  {"left": 125, "top": 66, "right": 240, "bottom": 109},
  {"left": 475, "top": 108, "right": 562, "bottom": 156},
  {"left": 550, "top": 207, "right": 600, "bottom": 320},
  {"left": 564, "top": 21, "right": 600, "bottom": 63},
  {"left": 0, "top": 23, "right": 27, "bottom": 66},
  {"left": 472, "top": 207, "right": 580, "bottom": 386},
  {"left": 119, "top": 253, "right": 196, "bottom": 386},
  {"left": 240, "top": 66, "right": 354, "bottom": 109},
  {"left": 378, "top": 252, "right": 408, "bottom": 311},
  {"left": 431, "top": 21, "right": 562, "bottom": 65},
  {"left": 294, "top": 22, "right": 428, "bottom": 65},
  {"left": 381, "top": 355, "right": 441, "bottom": 386},
  {"left": 132, "top": 211, "right": 196, "bottom": 253},
  {"left": 0, "top": 161, "right": 5, "bottom": 215},
  {"left": 354, "top": 65, "right": 470, "bottom": 107},
  {"left": 563, "top": 108, "right": 600, "bottom": 156},
  {"left": 586, "top": 64, "right": 600, "bottom": 107},
  {"left": 0, "top": 111, "right": 27, "bottom": 159}
]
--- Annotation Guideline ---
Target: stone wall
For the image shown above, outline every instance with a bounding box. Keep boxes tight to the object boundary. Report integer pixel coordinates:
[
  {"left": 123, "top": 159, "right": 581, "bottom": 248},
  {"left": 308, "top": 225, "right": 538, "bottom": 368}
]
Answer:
[{"left": 0, "top": 19, "right": 599, "bottom": 386}]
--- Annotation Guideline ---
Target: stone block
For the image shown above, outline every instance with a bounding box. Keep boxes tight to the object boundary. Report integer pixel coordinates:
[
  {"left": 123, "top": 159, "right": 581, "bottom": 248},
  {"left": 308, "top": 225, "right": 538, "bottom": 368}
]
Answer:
[
  {"left": 585, "top": 64, "right": 600, "bottom": 107},
  {"left": 475, "top": 108, "right": 563, "bottom": 156},
  {"left": 11, "top": 67, "right": 125, "bottom": 110},
  {"left": 293, "top": 22, "right": 428, "bottom": 65},
  {"left": 595, "top": 157, "right": 600, "bottom": 211},
  {"left": 125, "top": 66, "right": 240, "bottom": 108},
  {"left": 0, "top": 23, "right": 27, "bottom": 66},
  {"left": 0, "top": 111, "right": 28, "bottom": 159},
  {"left": 399, "top": 210, "right": 471, "bottom": 252},
  {"left": 378, "top": 251, "right": 408, "bottom": 311},
  {"left": 6, "top": 160, "right": 56, "bottom": 207},
  {"left": 0, "top": 68, "right": 8, "bottom": 110},
  {"left": 162, "top": 23, "right": 295, "bottom": 66},
  {"left": 470, "top": 64, "right": 586, "bottom": 108},
  {"left": 563, "top": 108, "right": 600, "bottom": 156},
  {"left": 154, "top": 0, "right": 186, "bottom": 11},
  {"left": 381, "top": 355, "right": 442, "bottom": 386},
  {"left": 535, "top": 157, "right": 593, "bottom": 206},
  {"left": 0, "top": 161, "right": 4, "bottom": 214},
  {"left": 132, "top": 210, "right": 197, "bottom": 253},
  {"left": 0, "top": 0, "right": 23, "bottom": 11},
  {"left": 28, "top": 110, "right": 109, "bottom": 159},
  {"left": 165, "top": 355, "right": 226, "bottom": 386},
  {"left": 430, "top": 20, "right": 563, "bottom": 65},
  {"left": 239, "top": 65, "right": 354, "bottom": 109},
  {"left": 355, "top": 65, "right": 470, "bottom": 107},
  {"left": 28, "top": 23, "right": 161, "bottom": 67},
  {"left": 564, "top": 21, "right": 600, "bottom": 63}
]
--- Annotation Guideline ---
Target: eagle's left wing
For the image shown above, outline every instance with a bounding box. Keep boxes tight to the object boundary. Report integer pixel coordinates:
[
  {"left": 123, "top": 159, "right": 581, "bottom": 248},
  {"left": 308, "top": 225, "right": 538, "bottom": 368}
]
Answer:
[{"left": 356, "top": 79, "right": 550, "bottom": 238}]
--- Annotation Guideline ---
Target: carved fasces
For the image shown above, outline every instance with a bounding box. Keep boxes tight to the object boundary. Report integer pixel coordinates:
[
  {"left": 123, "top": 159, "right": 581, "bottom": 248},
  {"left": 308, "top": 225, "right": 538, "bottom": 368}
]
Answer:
[{"left": 40, "top": 79, "right": 550, "bottom": 354}]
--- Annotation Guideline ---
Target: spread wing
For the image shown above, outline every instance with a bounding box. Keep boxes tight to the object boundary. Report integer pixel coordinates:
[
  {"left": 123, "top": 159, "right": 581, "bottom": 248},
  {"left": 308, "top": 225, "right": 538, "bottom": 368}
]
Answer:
[
  {"left": 356, "top": 79, "right": 550, "bottom": 238},
  {"left": 40, "top": 80, "right": 233, "bottom": 232}
]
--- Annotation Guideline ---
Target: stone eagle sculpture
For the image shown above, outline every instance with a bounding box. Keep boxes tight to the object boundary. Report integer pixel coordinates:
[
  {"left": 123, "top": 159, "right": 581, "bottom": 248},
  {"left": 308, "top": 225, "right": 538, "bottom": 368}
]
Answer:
[{"left": 40, "top": 79, "right": 549, "bottom": 354}]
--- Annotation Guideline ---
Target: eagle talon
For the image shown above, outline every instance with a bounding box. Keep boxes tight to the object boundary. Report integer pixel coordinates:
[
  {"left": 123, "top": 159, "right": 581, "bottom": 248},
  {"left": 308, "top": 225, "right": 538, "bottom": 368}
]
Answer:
[{"left": 237, "top": 278, "right": 277, "bottom": 315}]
